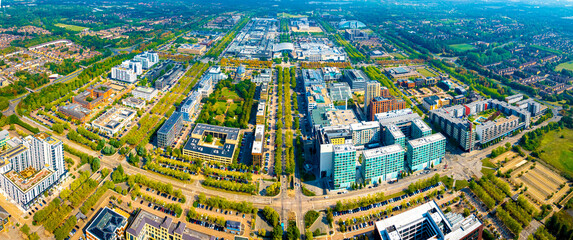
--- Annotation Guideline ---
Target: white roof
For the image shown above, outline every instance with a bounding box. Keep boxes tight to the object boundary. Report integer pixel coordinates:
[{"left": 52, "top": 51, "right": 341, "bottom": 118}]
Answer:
[{"left": 363, "top": 144, "right": 403, "bottom": 159}]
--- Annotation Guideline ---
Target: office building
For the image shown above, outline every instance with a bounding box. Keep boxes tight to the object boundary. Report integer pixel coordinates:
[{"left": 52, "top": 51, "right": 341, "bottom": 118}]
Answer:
[
  {"left": 306, "top": 84, "right": 334, "bottom": 112},
  {"left": 295, "top": 39, "right": 346, "bottom": 62},
  {"left": 177, "top": 44, "right": 207, "bottom": 55},
  {"left": 328, "top": 82, "right": 352, "bottom": 102},
  {"left": 58, "top": 103, "right": 91, "bottom": 122},
  {"left": 406, "top": 133, "right": 446, "bottom": 171},
  {"left": 252, "top": 69, "right": 272, "bottom": 84},
  {"left": 362, "top": 144, "right": 405, "bottom": 184},
  {"left": 338, "top": 20, "right": 366, "bottom": 29},
  {"left": 302, "top": 69, "right": 325, "bottom": 87},
  {"left": 157, "top": 112, "right": 183, "bottom": 148},
  {"left": 364, "top": 81, "right": 381, "bottom": 114},
  {"left": 252, "top": 125, "right": 265, "bottom": 166},
  {"left": 182, "top": 124, "right": 240, "bottom": 164},
  {"left": 345, "top": 29, "right": 369, "bottom": 41},
  {"left": 132, "top": 86, "right": 158, "bottom": 101},
  {"left": 85, "top": 207, "right": 128, "bottom": 240},
  {"left": 423, "top": 95, "right": 444, "bottom": 111},
  {"left": 349, "top": 121, "right": 380, "bottom": 146},
  {"left": 122, "top": 97, "right": 146, "bottom": 109},
  {"left": 475, "top": 115, "right": 520, "bottom": 145},
  {"left": 133, "top": 51, "right": 159, "bottom": 69},
  {"left": 322, "top": 67, "right": 342, "bottom": 82},
  {"left": 369, "top": 97, "right": 407, "bottom": 121},
  {"left": 309, "top": 107, "right": 359, "bottom": 130},
  {"left": 0, "top": 132, "right": 65, "bottom": 210},
  {"left": 333, "top": 144, "right": 356, "bottom": 189},
  {"left": 91, "top": 107, "right": 136, "bottom": 137},
  {"left": 73, "top": 84, "right": 113, "bottom": 110},
  {"left": 374, "top": 201, "right": 483, "bottom": 240},
  {"left": 126, "top": 209, "right": 210, "bottom": 240},
  {"left": 344, "top": 69, "right": 370, "bottom": 92}
]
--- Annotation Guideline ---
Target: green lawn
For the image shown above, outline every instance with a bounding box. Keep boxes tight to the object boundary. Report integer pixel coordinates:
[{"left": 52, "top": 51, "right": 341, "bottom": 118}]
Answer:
[
  {"left": 55, "top": 23, "right": 88, "bottom": 31},
  {"left": 538, "top": 128, "right": 573, "bottom": 178},
  {"left": 390, "top": 52, "right": 406, "bottom": 59},
  {"left": 417, "top": 68, "right": 437, "bottom": 77},
  {"left": 449, "top": 44, "right": 476, "bottom": 52},
  {"left": 555, "top": 61, "right": 573, "bottom": 72},
  {"left": 481, "top": 158, "right": 496, "bottom": 168},
  {"left": 219, "top": 87, "right": 242, "bottom": 101},
  {"left": 213, "top": 102, "right": 228, "bottom": 113}
]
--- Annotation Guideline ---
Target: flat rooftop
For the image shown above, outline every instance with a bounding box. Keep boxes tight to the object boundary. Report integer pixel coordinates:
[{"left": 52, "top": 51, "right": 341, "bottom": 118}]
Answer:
[
  {"left": 407, "top": 133, "right": 446, "bottom": 148},
  {"left": 4, "top": 167, "right": 54, "bottom": 193},
  {"left": 191, "top": 123, "right": 240, "bottom": 141},
  {"left": 363, "top": 144, "right": 403, "bottom": 159}
]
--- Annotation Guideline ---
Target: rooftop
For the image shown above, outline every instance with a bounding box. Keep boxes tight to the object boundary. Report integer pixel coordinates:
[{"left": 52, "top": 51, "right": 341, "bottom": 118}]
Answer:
[
  {"left": 158, "top": 112, "right": 183, "bottom": 135},
  {"left": 407, "top": 133, "right": 446, "bottom": 148},
  {"left": 86, "top": 207, "right": 127, "bottom": 240},
  {"left": 126, "top": 209, "right": 207, "bottom": 240},
  {"left": 363, "top": 144, "right": 404, "bottom": 159}
]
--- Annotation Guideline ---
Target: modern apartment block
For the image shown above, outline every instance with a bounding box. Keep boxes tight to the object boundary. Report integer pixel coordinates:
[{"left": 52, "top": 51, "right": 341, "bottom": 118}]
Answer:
[
  {"left": 429, "top": 99, "right": 532, "bottom": 151},
  {"left": 315, "top": 125, "right": 353, "bottom": 178},
  {"left": 383, "top": 124, "right": 406, "bottom": 148},
  {"left": 157, "top": 112, "right": 183, "bottom": 148},
  {"left": 349, "top": 121, "right": 380, "bottom": 146},
  {"left": 374, "top": 201, "right": 483, "bottom": 240},
  {"left": 411, "top": 119, "right": 432, "bottom": 139},
  {"left": 406, "top": 133, "right": 446, "bottom": 172},
  {"left": 111, "top": 60, "right": 142, "bottom": 83},
  {"left": 133, "top": 51, "right": 159, "bottom": 69},
  {"left": 369, "top": 97, "right": 407, "bottom": 121},
  {"left": 364, "top": 80, "right": 381, "bottom": 114},
  {"left": 333, "top": 144, "right": 356, "bottom": 189},
  {"left": 0, "top": 132, "right": 65, "bottom": 210},
  {"left": 362, "top": 144, "right": 405, "bottom": 184}
]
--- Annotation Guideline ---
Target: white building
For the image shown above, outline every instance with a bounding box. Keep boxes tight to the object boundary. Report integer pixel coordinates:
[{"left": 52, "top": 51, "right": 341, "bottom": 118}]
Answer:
[
  {"left": 133, "top": 51, "right": 159, "bottom": 69},
  {"left": 322, "top": 67, "right": 342, "bottom": 82},
  {"left": 252, "top": 69, "right": 272, "bottom": 84},
  {"left": 375, "top": 201, "right": 482, "bottom": 240},
  {"left": 0, "top": 132, "right": 65, "bottom": 210},
  {"left": 132, "top": 86, "right": 158, "bottom": 101},
  {"left": 349, "top": 121, "right": 380, "bottom": 146},
  {"left": 111, "top": 60, "right": 143, "bottom": 83},
  {"left": 91, "top": 107, "right": 137, "bottom": 137}
]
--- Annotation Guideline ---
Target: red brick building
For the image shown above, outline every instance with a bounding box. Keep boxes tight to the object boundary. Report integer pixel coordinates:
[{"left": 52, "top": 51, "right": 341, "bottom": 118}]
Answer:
[{"left": 369, "top": 97, "right": 407, "bottom": 120}]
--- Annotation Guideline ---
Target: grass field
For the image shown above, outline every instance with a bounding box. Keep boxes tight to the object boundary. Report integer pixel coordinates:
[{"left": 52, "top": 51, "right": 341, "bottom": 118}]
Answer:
[
  {"left": 417, "top": 68, "right": 437, "bottom": 77},
  {"left": 538, "top": 128, "right": 573, "bottom": 178},
  {"left": 449, "top": 44, "right": 476, "bottom": 52},
  {"left": 55, "top": 23, "right": 87, "bottom": 31},
  {"left": 277, "top": 13, "right": 308, "bottom": 18},
  {"left": 555, "top": 61, "right": 573, "bottom": 72},
  {"left": 220, "top": 87, "right": 242, "bottom": 101},
  {"left": 390, "top": 52, "right": 407, "bottom": 59}
]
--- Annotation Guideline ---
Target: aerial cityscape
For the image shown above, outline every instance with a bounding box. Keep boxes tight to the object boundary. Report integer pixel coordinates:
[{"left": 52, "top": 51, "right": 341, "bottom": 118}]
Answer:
[{"left": 0, "top": 0, "right": 572, "bottom": 240}]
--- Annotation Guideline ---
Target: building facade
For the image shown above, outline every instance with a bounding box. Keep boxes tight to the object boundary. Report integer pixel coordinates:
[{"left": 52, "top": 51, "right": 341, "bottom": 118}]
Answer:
[
  {"left": 0, "top": 132, "right": 65, "bottom": 210},
  {"left": 157, "top": 112, "right": 183, "bottom": 148},
  {"left": 362, "top": 144, "right": 405, "bottom": 184},
  {"left": 333, "top": 144, "right": 356, "bottom": 189},
  {"left": 406, "top": 133, "right": 446, "bottom": 172},
  {"left": 369, "top": 97, "right": 407, "bottom": 121}
]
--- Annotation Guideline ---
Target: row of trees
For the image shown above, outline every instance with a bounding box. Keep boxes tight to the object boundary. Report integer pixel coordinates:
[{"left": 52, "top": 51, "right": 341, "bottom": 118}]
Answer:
[
  {"left": 144, "top": 162, "right": 192, "bottom": 181},
  {"left": 203, "top": 166, "right": 252, "bottom": 181},
  {"left": 202, "top": 177, "right": 258, "bottom": 194},
  {"left": 205, "top": 17, "right": 250, "bottom": 58},
  {"left": 196, "top": 193, "right": 256, "bottom": 214},
  {"left": 497, "top": 208, "right": 523, "bottom": 236},
  {"left": 333, "top": 192, "right": 385, "bottom": 212},
  {"left": 127, "top": 173, "right": 186, "bottom": 201},
  {"left": 121, "top": 114, "right": 162, "bottom": 145}
]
